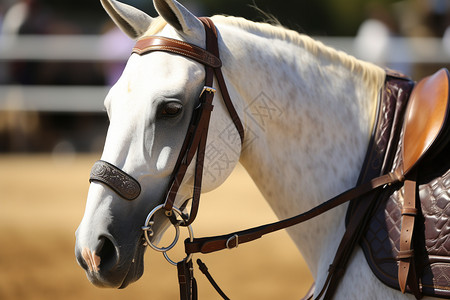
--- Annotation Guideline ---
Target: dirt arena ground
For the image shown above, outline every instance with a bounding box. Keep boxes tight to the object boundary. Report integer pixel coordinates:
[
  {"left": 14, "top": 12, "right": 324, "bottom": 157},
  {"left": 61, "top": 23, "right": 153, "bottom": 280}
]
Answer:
[{"left": 0, "top": 154, "right": 313, "bottom": 300}]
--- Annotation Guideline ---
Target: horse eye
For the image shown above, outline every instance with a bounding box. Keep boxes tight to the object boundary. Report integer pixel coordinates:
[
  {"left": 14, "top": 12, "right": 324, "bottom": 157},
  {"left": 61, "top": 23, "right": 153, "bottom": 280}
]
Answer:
[{"left": 161, "top": 102, "right": 183, "bottom": 117}]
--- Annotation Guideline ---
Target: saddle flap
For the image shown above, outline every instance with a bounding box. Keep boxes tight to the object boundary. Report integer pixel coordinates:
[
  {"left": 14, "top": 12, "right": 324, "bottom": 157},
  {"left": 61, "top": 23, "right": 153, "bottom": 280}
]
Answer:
[{"left": 401, "top": 68, "right": 450, "bottom": 175}]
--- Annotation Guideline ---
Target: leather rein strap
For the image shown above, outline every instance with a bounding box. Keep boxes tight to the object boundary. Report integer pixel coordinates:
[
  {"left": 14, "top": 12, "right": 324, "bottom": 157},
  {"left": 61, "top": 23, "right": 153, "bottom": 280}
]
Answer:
[
  {"left": 132, "top": 17, "right": 244, "bottom": 227},
  {"left": 184, "top": 171, "right": 405, "bottom": 255}
]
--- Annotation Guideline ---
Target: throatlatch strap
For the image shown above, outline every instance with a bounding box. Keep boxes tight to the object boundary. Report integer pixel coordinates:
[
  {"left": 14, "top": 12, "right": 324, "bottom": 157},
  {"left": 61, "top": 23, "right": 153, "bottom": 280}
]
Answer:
[{"left": 199, "top": 17, "right": 245, "bottom": 145}]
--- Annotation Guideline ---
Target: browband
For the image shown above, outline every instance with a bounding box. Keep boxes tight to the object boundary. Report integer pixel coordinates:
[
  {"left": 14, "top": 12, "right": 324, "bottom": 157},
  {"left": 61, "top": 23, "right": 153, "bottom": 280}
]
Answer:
[{"left": 132, "top": 36, "right": 222, "bottom": 68}]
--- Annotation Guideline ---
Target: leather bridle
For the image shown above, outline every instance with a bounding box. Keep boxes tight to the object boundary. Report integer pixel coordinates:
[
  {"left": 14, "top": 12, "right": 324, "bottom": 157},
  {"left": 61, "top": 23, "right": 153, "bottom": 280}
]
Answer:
[
  {"left": 89, "top": 16, "right": 245, "bottom": 264},
  {"left": 89, "top": 18, "right": 245, "bottom": 298},
  {"left": 88, "top": 16, "right": 412, "bottom": 300},
  {"left": 136, "top": 18, "right": 245, "bottom": 228}
]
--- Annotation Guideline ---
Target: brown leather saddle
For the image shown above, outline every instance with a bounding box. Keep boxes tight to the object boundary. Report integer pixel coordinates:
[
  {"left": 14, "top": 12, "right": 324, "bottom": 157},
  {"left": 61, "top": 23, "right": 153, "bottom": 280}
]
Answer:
[{"left": 343, "top": 68, "right": 450, "bottom": 299}]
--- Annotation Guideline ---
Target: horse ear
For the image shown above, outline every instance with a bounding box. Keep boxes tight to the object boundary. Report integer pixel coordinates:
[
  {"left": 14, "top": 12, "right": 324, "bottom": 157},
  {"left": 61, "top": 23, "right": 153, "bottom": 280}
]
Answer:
[
  {"left": 153, "top": 0, "right": 204, "bottom": 41},
  {"left": 100, "top": 0, "right": 154, "bottom": 39}
]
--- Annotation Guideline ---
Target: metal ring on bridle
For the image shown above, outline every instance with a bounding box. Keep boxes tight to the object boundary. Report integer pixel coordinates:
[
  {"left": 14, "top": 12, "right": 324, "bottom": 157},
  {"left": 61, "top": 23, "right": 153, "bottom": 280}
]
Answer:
[
  {"left": 142, "top": 204, "right": 180, "bottom": 252},
  {"left": 163, "top": 224, "right": 194, "bottom": 266},
  {"left": 142, "top": 204, "right": 194, "bottom": 266}
]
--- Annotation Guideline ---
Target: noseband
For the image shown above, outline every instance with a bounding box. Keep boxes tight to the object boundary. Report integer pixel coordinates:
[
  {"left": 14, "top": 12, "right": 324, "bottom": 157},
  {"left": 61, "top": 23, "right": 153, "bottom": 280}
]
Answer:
[
  {"left": 89, "top": 17, "right": 244, "bottom": 263},
  {"left": 89, "top": 160, "right": 141, "bottom": 200}
]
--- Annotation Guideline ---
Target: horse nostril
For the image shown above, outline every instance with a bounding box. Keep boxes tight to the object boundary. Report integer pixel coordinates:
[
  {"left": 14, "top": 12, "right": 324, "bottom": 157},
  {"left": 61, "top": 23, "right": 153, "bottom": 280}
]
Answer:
[{"left": 97, "top": 235, "right": 119, "bottom": 272}]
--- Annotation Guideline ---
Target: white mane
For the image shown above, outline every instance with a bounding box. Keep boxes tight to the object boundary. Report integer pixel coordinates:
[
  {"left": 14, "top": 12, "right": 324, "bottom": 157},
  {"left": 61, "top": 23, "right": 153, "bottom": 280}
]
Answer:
[
  {"left": 145, "top": 14, "right": 385, "bottom": 95},
  {"left": 210, "top": 15, "right": 385, "bottom": 90}
]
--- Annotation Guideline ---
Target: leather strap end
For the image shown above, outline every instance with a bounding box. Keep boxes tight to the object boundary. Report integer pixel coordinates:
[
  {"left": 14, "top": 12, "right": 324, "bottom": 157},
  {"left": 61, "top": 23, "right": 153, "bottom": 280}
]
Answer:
[
  {"left": 397, "top": 178, "right": 418, "bottom": 296},
  {"left": 398, "top": 260, "right": 410, "bottom": 294}
]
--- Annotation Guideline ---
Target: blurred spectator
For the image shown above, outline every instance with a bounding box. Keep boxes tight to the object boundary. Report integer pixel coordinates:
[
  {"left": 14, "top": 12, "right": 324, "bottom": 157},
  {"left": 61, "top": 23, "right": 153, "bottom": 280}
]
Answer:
[
  {"left": 2, "top": 0, "right": 51, "bottom": 35},
  {"left": 357, "top": 0, "right": 450, "bottom": 77},
  {"left": 394, "top": 0, "right": 450, "bottom": 78},
  {"left": 0, "top": 3, "right": 4, "bottom": 33},
  {"left": 0, "top": 2, "right": 6, "bottom": 83},
  {"left": 355, "top": 18, "right": 391, "bottom": 65},
  {"left": 393, "top": 0, "right": 450, "bottom": 37},
  {"left": 355, "top": 2, "right": 412, "bottom": 74},
  {"left": 443, "top": 26, "right": 450, "bottom": 53},
  {"left": 2, "top": 0, "right": 105, "bottom": 85},
  {"left": 0, "top": 0, "right": 106, "bottom": 153}
]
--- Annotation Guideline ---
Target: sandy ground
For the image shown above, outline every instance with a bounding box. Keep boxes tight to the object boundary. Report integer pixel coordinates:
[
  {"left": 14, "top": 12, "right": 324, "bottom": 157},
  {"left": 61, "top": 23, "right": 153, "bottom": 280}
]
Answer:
[{"left": 0, "top": 154, "right": 313, "bottom": 300}]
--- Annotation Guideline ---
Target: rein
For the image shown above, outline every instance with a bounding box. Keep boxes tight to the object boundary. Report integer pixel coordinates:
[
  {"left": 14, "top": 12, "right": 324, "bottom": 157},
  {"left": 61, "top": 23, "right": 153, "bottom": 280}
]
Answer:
[{"left": 89, "top": 17, "right": 411, "bottom": 300}]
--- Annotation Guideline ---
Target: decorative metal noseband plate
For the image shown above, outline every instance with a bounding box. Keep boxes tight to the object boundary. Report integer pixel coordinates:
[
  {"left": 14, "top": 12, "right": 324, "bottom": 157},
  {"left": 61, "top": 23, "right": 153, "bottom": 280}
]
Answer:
[{"left": 89, "top": 160, "right": 141, "bottom": 201}]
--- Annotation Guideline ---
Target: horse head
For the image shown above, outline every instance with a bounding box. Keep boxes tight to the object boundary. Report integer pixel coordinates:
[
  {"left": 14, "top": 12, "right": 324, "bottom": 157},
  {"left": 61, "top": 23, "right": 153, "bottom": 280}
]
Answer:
[{"left": 75, "top": 0, "right": 242, "bottom": 288}]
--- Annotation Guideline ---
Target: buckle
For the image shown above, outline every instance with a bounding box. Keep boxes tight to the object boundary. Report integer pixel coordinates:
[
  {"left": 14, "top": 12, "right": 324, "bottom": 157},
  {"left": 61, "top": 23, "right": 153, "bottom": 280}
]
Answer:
[
  {"left": 200, "top": 86, "right": 216, "bottom": 97},
  {"left": 226, "top": 234, "right": 239, "bottom": 249}
]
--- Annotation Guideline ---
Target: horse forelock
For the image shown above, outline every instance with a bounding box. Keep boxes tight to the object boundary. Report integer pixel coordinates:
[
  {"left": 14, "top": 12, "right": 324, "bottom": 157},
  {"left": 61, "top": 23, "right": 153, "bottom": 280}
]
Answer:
[{"left": 143, "top": 16, "right": 168, "bottom": 36}]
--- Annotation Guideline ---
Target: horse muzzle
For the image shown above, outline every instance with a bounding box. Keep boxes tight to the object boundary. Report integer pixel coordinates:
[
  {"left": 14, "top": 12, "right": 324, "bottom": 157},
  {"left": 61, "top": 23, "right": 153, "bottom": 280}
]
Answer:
[
  {"left": 74, "top": 179, "right": 148, "bottom": 289},
  {"left": 75, "top": 227, "right": 146, "bottom": 289}
]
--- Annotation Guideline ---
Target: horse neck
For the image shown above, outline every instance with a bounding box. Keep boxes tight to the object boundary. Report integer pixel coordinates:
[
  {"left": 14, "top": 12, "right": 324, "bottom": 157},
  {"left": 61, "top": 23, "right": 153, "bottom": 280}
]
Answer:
[{"left": 216, "top": 18, "right": 386, "bottom": 276}]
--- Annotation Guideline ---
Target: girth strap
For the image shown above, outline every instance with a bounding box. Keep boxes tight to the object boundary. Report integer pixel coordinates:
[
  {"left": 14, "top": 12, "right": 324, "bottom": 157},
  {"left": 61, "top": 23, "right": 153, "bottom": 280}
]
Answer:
[{"left": 398, "top": 174, "right": 421, "bottom": 298}]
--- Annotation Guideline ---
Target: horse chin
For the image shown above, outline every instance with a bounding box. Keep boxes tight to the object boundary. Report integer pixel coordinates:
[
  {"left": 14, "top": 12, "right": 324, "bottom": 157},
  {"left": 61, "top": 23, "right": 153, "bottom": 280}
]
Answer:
[
  {"left": 83, "top": 242, "right": 146, "bottom": 289},
  {"left": 117, "top": 250, "right": 145, "bottom": 289},
  {"left": 118, "top": 243, "right": 146, "bottom": 289}
]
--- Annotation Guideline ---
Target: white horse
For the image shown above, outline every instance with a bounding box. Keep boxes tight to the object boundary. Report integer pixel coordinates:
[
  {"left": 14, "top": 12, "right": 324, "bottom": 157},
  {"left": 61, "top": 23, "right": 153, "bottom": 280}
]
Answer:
[{"left": 75, "top": 0, "right": 434, "bottom": 299}]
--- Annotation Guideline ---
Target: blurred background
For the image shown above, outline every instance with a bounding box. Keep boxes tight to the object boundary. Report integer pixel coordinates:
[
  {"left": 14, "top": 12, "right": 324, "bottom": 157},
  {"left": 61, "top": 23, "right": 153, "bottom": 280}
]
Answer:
[{"left": 1, "top": 0, "right": 450, "bottom": 299}]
